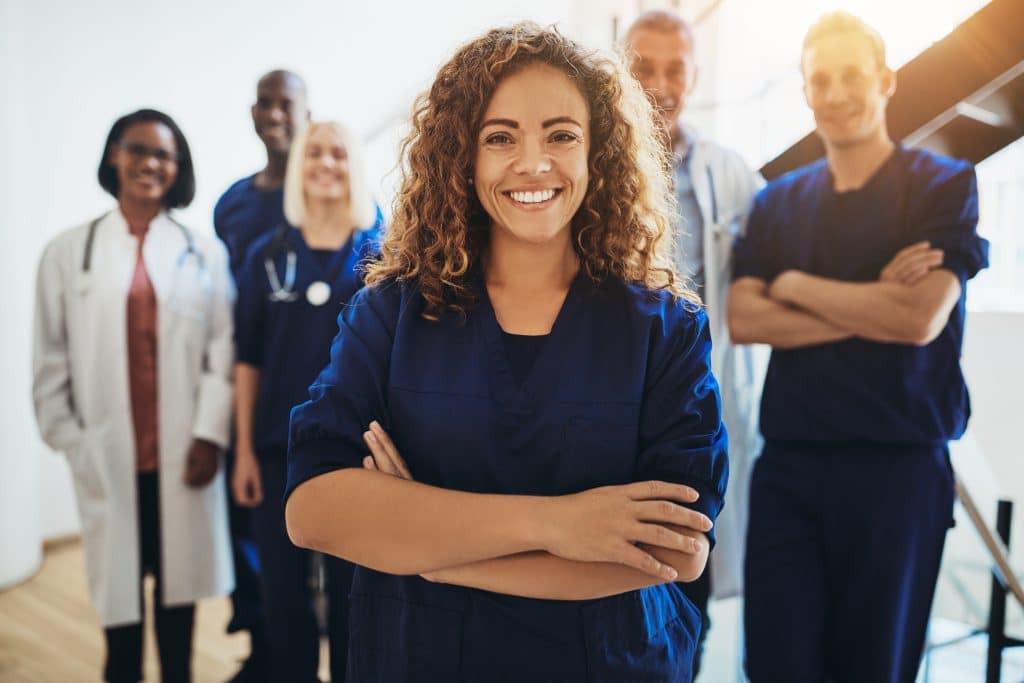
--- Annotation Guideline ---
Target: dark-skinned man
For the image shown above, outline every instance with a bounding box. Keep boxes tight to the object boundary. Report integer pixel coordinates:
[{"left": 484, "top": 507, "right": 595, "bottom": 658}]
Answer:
[{"left": 214, "top": 69, "right": 310, "bottom": 683}]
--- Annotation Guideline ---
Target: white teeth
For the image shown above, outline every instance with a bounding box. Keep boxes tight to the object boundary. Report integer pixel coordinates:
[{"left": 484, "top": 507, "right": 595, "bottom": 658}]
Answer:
[{"left": 509, "top": 189, "right": 556, "bottom": 204}]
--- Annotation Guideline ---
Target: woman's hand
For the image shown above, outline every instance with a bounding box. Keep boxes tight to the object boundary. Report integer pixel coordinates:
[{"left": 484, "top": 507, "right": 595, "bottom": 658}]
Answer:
[
  {"left": 232, "top": 445, "right": 263, "bottom": 507},
  {"left": 543, "top": 481, "right": 713, "bottom": 581},
  {"left": 183, "top": 439, "right": 220, "bottom": 488},
  {"left": 362, "top": 421, "right": 414, "bottom": 481}
]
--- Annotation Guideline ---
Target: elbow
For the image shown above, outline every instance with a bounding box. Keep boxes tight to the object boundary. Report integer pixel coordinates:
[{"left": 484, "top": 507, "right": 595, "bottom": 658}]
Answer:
[
  {"left": 672, "top": 556, "right": 708, "bottom": 585},
  {"left": 727, "top": 314, "right": 755, "bottom": 346},
  {"left": 902, "top": 313, "right": 945, "bottom": 347},
  {"left": 284, "top": 493, "right": 319, "bottom": 551}
]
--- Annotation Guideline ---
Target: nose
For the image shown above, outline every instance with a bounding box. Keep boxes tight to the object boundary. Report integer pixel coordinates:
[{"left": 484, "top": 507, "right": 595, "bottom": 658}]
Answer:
[
  {"left": 268, "top": 106, "right": 286, "bottom": 123},
  {"left": 513, "top": 136, "right": 551, "bottom": 176},
  {"left": 140, "top": 153, "right": 161, "bottom": 170},
  {"left": 822, "top": 81, "right": 847, "bottom": 106}
]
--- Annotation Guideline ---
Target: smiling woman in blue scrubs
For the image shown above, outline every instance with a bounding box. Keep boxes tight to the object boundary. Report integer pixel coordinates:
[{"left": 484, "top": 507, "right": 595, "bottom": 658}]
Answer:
[
  {"left": 285, "top": 24, "right": 728, "bottom": 682},
  {"left": 231, "top": 120, "right": 381, "bottom": 682}
]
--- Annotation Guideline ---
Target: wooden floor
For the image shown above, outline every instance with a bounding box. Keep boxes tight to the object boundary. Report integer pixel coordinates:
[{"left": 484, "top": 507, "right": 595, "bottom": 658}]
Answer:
[{"left": 0, "top": 539, "right": 250, "bottom": 682}]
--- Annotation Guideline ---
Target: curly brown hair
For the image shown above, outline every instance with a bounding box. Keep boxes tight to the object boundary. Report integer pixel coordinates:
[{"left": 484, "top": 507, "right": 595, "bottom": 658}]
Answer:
[{"left": 366, "top": 21, "right": 693, "bottom": 318}]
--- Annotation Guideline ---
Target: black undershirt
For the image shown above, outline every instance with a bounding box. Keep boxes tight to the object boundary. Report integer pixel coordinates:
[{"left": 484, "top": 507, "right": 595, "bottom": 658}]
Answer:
[{"left": 501, "top": 331, "right": 549, "bottom": 385}]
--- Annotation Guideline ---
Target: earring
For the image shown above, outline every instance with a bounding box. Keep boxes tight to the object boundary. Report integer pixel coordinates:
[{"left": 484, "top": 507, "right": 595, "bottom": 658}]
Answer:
[{"left": 467, "top": 177, "right": 474, "bottom": 185}]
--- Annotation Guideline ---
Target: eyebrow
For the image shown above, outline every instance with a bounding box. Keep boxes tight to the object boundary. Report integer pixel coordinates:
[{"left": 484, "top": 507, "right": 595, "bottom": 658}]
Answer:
[{"left": 479, "top": 116, "right": 584, "bottom": 130}]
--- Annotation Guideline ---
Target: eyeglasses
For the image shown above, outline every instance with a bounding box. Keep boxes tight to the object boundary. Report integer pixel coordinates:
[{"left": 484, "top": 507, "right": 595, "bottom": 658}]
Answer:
[{"left": 118, "top": 142, "right": 180, "bottom": 164}]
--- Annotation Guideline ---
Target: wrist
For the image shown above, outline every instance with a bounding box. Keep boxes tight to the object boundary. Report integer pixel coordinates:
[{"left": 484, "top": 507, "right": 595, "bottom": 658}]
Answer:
[{"left": 520, "top": 495, "right": 558, "bottom": 552}]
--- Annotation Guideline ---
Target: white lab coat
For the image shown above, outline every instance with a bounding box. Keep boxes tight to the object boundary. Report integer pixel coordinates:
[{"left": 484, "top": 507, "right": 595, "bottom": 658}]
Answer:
[
  {"left": 32, "top": 209, "right": 235, "bottom": 627},
  {"left": 683, "top": 127, "right": 770, "bottom": 599}
]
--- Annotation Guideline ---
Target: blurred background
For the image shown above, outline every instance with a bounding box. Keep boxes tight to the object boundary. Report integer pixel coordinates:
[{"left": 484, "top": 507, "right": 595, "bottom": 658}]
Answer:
[{"left": 1, "top": 0, "right": 1021, "bottom": 680}]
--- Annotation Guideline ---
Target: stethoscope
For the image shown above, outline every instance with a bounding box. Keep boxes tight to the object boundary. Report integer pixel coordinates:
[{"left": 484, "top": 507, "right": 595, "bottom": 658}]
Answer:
[
  {"left": 79, "top": 211, "right": 208, "bottom": 299},
  {"left": 263, "top": 225, "right": 354, "bottom": 307},
  {"left": 81, "top": 211, "right": 204, "bottom": 273}
]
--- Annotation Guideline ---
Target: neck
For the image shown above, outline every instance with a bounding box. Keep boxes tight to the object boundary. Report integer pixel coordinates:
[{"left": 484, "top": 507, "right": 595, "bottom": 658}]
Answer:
[
  {"left": 118, "top": 197, "right": 162, "bottom": 226},
  {"left": 825, "top": 130, "right": 895, "bottom": 192},
  {"left": 302, "top": 199, "right": 354, "bottom": 249},
  {"left": 485, "top": 228, "right": 578, "bottom": 294},
  {"left": 254, "top": 151, "right": 288, "bottom": 190}
]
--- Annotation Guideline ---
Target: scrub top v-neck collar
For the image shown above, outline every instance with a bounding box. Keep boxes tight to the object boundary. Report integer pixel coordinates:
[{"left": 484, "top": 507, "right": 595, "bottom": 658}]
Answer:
[
  {"left": 292, "top": 228, "right": 358, "bottom": 288},
  {"left": 476, "top": 271, "right": 586, "bottom": 414}
]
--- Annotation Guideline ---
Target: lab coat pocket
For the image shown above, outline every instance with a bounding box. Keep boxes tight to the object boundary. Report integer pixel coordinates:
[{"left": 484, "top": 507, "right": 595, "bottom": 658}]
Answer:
[
  {"left": 581, "top": 586, "right": 699, "bottom": 682},
  {"left": 347, "top": 593, "right": 463, "bottom": 682},
  {"left": 68, "top": 425, "right": 110, "bottom": 505}
]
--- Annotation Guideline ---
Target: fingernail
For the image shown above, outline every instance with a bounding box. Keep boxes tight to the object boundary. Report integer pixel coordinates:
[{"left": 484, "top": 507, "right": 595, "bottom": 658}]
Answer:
[
  {"left": 365, "top": 431, "right": 377, "bottom": 443},
  {"left": 370, "top": 421, "right": 381, "bottom": 432},
  {"left": 665, "top": 566, "right": 678, "bottom": 580}
]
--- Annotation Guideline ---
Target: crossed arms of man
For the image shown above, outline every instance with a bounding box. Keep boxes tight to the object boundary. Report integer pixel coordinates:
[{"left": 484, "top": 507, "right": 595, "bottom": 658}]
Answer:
[{"left": 728, "top": 241, "right": 962, "bottom": 349}]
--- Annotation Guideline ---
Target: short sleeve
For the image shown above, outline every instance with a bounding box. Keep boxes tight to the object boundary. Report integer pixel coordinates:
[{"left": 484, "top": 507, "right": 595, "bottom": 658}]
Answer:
[
  {"left": 233, "top": 243, "right": 269, "bottom": 367},
  {"left": 917, "top": 163, "right": 989, "bottom": 283},
  {"left": 731, "top": 191, "right": 780, "bottom": 282},
  {"left": 635, "top": 303, "right": 729, "bottom": 546},
  {"left": 285, "top": 282, "right": 400, "bottom": 502}
]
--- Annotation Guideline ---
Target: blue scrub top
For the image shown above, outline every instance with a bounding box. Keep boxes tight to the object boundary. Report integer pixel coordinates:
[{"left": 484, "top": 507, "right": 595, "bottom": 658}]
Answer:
[
  {"left": 214, "top": 175, "right": 288, "bottom": 279},
  {"left": 733, "top": 145, "right": 989, "bottom": 445},
  {"left": 235, "top": 223, "right": 381, "bottom": 456},
  {"left": 286, "top": 273, "right": 728, "bottom": 681}
]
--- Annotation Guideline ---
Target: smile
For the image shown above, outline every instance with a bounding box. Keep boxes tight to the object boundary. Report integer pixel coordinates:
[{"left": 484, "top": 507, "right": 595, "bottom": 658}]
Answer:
[{"left": 505, "top": 188, "right": 561, "bottom": 205}]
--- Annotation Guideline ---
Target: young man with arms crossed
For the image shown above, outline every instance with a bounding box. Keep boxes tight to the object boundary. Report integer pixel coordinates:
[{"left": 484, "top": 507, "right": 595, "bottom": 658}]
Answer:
[{"left": 730, "top": 13, "right": 988, "bottom": 683}]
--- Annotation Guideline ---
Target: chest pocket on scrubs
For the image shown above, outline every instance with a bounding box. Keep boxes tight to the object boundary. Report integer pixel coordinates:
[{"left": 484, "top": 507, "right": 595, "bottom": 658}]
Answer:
[{"left": 563, "top": 409, "right": 637, "bottom": 488}]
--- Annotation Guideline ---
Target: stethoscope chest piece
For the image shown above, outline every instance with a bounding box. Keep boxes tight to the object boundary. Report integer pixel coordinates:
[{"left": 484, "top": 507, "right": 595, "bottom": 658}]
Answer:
[{"left": 306, "top": 281, "right": 331, "bottom": 306}]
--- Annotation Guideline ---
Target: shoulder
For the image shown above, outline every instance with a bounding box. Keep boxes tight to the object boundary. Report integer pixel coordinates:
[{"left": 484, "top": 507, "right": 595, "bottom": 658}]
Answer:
[
  {"left": 698, "top": 138, "right": 751, "bottom": 173},
  {"left": 39, "top": 215, "right": 105, "bottom": 269},
  {"left": 759, "top": 158, "right": 826, "bottom": 203},
  {"left": 347, "top": 277, "right": 419, "bottom": 325},
  {"left": 601, "top": 278, "right": 708, "bottom": 343},
  {"left": 899, "top": 146, "right": 974, "bottom": 187},
  {"left": 215, "top": 175, "right": 256, "bottom": 208},
  {"left": 242, "top": 228, "right": 280, "bottom": 261}
]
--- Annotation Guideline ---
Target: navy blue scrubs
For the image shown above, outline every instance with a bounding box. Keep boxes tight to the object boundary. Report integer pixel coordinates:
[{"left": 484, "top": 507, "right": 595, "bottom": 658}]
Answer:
[
  {"left": 235, "top": 223, "right": 381, "bottom": 683},
  {"left": 215, "top": 175, "right": 288, "bottom": 279},
  {"left": 733, "top": 146, "right": 989, "bottom": 683},
  {"left": 213, "top": 174, "right": 286, "bottom": 642},
  {"left": 287, "top": 273, "right": 729, "bottom": 682}
]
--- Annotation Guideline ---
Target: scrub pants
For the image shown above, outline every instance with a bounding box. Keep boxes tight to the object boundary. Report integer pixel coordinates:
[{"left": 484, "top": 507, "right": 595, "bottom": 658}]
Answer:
[
  {"left": 104, "top": 472, "right": 195, "bottom": 683},
  {"left": 744, "top": 441, "right": 955, "bottom": 683},
  {"left": 252, "top": 452, "right": 355, "bottom": 683},
  {"left": 224, "top": 446, "right": 269, "bottom": 668}
]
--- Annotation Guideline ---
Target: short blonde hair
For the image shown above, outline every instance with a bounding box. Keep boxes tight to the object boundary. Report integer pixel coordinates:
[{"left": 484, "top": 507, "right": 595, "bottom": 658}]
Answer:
[
  {"left": 283, "top": 121, "right": 377, "bottom": 229},
  {"left": 802, "top": 11, "right": 887, "bottom": 71}
]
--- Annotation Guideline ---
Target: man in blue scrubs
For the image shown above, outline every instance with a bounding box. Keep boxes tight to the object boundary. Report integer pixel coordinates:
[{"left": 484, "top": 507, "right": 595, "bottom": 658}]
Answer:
[
  {"left": 729, "top": 12, "right": 989, "bottom": 683},
  {"left": 625, "top": 11, "right": 765, "bottom": 677},
  {"left": 214, "top": 69, "right": 309, "bottom": 683},
  {"left": 215, "top": 70, "right": 310, "bottom": 277}
]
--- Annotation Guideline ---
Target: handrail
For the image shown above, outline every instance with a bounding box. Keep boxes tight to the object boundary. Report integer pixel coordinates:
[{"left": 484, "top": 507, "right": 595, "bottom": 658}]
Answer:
[{"left": 954, "top": 476, "right": 1024, "bottom": 609}]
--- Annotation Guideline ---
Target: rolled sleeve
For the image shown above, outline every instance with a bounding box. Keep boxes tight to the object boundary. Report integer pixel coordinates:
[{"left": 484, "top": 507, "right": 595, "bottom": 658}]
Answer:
[
  {"left": 918, "top": 163, "right": 989, "bottom": 283},
  {"left": 286, "top": 283, "right": 399, "bottom": 502},
  {"left": 635, "top": 304, "right": 729, "bottom": 547}
]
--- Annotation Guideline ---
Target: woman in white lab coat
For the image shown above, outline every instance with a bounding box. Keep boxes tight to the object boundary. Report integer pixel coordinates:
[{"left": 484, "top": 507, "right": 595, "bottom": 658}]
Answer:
[{"left": 32, "top": 109, "right": 235, "bottom": 683}]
